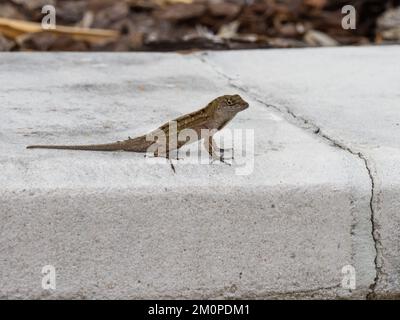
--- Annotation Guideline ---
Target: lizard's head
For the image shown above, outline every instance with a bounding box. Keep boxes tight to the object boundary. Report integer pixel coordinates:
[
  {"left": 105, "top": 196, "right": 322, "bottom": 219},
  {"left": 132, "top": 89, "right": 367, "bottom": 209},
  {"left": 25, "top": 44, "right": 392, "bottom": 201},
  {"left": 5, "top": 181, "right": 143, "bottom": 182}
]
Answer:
[{"left": 214, "top": 94, "right": 249, "bottom": 114}]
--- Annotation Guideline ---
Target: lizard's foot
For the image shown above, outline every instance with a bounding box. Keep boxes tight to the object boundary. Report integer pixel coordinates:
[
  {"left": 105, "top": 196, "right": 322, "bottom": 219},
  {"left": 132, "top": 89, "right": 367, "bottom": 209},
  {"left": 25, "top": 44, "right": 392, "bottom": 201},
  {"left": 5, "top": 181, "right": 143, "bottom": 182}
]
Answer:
[
  {"left": 219, "top": 148, "right": 234, "bottom": 160},
  {"left": 220, "top": 156, "right": 232, "bottom": 166},
  {"left": 211, "top": 155, "right": 232, "bottom": 166}
]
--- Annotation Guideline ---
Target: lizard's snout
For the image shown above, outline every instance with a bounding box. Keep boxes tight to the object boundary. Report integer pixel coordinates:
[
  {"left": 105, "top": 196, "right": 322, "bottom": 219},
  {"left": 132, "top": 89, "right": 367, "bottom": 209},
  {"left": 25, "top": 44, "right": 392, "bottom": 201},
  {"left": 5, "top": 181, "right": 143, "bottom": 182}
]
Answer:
[{"left": 240, "top": 101, "right": 249, "bottom": 110}]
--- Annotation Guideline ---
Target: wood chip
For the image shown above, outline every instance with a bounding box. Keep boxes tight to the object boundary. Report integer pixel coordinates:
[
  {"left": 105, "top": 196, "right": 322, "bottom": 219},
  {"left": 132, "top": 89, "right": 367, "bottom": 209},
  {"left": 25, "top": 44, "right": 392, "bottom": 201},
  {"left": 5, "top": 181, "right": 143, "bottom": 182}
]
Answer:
[{"left": 0, "top": 17, "right": 119, "bottom": 44}]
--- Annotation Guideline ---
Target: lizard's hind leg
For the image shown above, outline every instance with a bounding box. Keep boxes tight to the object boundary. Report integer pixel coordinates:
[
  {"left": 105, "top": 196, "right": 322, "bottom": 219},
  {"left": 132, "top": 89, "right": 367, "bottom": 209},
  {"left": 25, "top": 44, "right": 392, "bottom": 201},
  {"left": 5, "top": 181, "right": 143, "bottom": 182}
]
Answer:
[
  {"left": 166, "top": 153, "right": 176, "bottom": 173},
  {"left": 152, "top": 149, "right": 179, "bottom": 173}
]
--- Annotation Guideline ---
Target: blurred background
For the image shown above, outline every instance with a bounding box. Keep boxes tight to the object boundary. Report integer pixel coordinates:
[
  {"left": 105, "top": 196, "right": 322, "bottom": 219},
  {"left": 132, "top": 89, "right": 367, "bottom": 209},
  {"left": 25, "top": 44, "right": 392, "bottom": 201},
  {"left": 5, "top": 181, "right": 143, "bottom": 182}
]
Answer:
[{"left": 0, "top": 0, "right": 399, "bottom": 51}]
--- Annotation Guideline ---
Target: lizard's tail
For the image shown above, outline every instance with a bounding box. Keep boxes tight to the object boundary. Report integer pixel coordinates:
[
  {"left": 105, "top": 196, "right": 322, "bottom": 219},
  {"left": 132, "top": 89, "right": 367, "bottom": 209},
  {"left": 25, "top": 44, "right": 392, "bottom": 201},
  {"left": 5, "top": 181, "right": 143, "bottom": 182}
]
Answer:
[
  {"left": 26, "top": 142, "right": 125, "bottom": 151},
  {"left": 27, "top": 136, "right": 152, "bottom": 152}
]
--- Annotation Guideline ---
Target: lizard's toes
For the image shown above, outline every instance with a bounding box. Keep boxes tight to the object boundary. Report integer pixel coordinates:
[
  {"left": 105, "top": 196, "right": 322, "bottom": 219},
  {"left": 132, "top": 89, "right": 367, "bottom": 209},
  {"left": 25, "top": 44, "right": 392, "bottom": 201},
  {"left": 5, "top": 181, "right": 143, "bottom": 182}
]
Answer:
[
  {"left": 219, "top": 156, "right": 232, "bottom": 166},
  {"left": 220, "top": 148, "right": 234, "bottom": 160}
]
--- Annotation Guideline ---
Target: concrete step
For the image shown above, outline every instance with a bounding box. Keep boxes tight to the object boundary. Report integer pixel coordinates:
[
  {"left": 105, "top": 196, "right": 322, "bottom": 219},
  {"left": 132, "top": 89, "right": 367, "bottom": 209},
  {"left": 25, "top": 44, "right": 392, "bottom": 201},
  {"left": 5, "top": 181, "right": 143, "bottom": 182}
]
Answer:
[{"left": 0, "top": 47, "right": 397, "bottom": 299}]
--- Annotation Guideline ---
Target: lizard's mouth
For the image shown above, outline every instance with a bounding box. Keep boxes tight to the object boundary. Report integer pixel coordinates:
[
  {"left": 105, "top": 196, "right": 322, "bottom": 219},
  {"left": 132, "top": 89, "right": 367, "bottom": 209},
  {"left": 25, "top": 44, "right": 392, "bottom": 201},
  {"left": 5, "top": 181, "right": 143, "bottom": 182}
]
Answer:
[{"left": 241, "top": 102, "right": 249, "bottom": 110}]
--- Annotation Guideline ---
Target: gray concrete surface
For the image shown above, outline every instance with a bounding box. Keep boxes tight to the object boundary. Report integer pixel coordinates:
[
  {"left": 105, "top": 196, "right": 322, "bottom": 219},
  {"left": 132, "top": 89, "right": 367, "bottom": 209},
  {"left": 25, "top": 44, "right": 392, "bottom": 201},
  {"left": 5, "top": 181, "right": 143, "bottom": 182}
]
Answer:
[{"left": 0, "top": 47, "right": 396, "bottom": 299}]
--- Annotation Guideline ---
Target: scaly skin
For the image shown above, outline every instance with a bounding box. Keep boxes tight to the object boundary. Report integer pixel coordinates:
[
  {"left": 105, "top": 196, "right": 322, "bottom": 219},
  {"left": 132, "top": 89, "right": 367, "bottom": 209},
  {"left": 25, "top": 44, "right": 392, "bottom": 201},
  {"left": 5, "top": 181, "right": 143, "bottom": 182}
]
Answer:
[{"left": 27, "top": 94, "right": 249, "bottom": 164}]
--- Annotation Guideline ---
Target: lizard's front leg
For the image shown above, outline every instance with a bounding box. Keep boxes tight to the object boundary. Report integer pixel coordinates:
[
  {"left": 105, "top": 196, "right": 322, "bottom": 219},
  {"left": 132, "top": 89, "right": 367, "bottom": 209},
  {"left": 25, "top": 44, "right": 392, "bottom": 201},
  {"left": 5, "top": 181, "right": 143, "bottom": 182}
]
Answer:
[
  {"left": 216, "top": 146, "right": 234, "bottom": 159},
  {"left": 204, "top": 136, "right": 232, "bottom": 166}
]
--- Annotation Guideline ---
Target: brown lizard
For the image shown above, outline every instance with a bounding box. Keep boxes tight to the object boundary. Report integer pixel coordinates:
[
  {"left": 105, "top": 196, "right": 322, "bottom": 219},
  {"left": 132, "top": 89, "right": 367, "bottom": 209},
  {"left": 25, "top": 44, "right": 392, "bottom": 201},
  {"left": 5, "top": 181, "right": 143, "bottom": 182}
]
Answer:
[{"left": 27, "top": 94, "right": 249, "bottom": 170}]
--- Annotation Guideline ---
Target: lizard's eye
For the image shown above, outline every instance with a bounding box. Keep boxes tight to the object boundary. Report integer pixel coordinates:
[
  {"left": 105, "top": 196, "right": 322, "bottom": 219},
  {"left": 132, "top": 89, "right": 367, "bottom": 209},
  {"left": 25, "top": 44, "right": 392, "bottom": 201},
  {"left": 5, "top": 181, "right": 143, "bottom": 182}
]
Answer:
[{"left": 226, "top": 99, "right": 233, "bottom": 106}]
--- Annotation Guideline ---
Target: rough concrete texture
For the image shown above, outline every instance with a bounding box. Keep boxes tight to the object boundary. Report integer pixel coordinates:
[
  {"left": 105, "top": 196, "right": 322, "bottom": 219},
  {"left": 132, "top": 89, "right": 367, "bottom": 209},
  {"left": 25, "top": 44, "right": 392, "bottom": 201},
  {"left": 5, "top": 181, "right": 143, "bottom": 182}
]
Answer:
[
  {"left": 0, "top": 47, "right": 394, "bottom": 299},
  {"left": 203, "top": 46, "right": 400, "bottom": 298}
]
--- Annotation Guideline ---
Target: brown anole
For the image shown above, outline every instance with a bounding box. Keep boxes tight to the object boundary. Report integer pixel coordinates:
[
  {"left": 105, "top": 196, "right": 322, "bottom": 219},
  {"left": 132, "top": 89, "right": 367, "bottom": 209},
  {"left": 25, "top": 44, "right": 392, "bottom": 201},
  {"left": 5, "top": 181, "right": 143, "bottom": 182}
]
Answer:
[{"left": 27, "top": 94, "right": 249, "bottom": 171}]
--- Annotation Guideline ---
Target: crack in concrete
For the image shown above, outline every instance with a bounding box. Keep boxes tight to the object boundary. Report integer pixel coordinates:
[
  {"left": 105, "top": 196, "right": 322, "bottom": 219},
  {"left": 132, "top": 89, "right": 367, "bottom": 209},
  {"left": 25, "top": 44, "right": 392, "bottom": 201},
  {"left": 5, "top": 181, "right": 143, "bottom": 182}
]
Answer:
[{"left": 198, "top": 53, "right": 382, "bottom": 299}]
